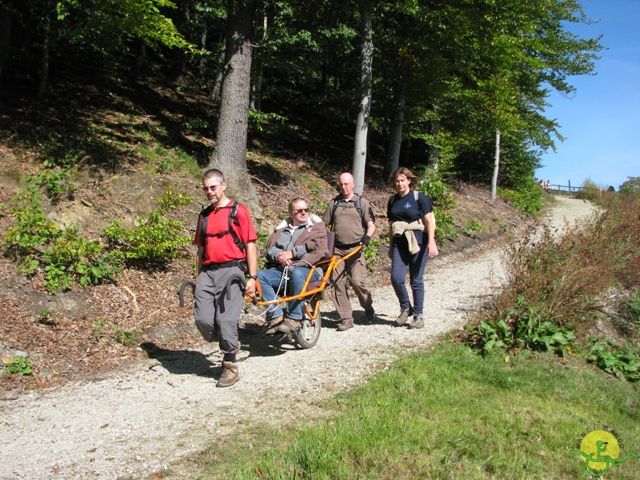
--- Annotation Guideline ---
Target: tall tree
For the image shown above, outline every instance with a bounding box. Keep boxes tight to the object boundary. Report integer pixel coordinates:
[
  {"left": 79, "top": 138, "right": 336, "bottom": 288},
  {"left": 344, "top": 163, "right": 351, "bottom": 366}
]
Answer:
[
  {"left": 169, "top": 0, "right": 194, "bottom": 83},
  {"left": 208, "top": 0, "right": 260, "bottom": 214},
  {"left": 0, "top": 3, "right": 13, "bottom": 84},
  {"left": 385, "top": 89, "right": 405, "bottom": 179},
  {"left": 352, "top": 0, "right": 373, "bottom": 195}
]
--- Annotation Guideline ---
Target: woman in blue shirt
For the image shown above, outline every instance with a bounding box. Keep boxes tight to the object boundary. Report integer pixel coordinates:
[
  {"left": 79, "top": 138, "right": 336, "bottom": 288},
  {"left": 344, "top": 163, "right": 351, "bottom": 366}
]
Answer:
[{"left": 387, "top": 167, "right": 439, "bottom": 328}]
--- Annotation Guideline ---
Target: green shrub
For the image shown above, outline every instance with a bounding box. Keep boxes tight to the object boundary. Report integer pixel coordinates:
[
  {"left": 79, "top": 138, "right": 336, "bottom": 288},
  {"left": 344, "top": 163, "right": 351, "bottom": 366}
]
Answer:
[
  {"left": 3, "top": 188, "right": 59, "bottom": 258},
  {"left": 248, "top": 111, "right": 308, "bottom": 137},
  {"left": 434, "top": 211, "right": 457, "bottom": 243},
  {"left": 415, "top": 167, "right": 457, "bottom": 246},
  {"left": 3, "top": 187, "right": 121, "bottom": 293},
  {"left": 463, "top": 220, "right": 484, "bottom": 237},
  {"left": 89, "top": 319, "right": 139, "bottom": 347},
  {"left": 4, "top": 356, "right": 32, "bottom": 376},
  {"left": 465, "top": 296, "right": 575, "bottom": 356},
  {"left": 102, "top": 210, "right": 190, "bottom": 267},
  {"left": 416, "top": 167, "right": 456, "bottom": 211},
  {"left": 575, "top": 178, "right": 603, "bottom": 202},
  {"left": 37, "top": 307, "right": 60, "bottom": 326},
  {"left": 624, "top": 291, "right": 640, "bottom": 324},
  {"left": 498, "top": 177, "right": 544, "bottom": 216},
  {"left": 31, "top": 168, "right": 77, "bottom": 202},
  {"left": 156, "top": 188, "right": 192, "bottom": 211},
  {"left": 362, "top": 237, "right": 381, "bottom": 268},
  {"left": 588, "top": 341, "right": 640, "bottom": 382},
  {"left": 90, "top": 318, "right": 109, "bottom": 341},
  {"left": 135, "top": 145, "right": 199, "bottom": 175},
  {"left": 115, "top": 329, "right": 139, "bottom": 347},
  {"left": 41, "top": 229, "right": 122, "bottom": 293}
]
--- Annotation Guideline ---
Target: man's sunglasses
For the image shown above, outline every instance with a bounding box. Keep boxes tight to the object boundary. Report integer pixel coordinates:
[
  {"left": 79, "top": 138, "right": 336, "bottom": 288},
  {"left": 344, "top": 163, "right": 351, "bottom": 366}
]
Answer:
[{"left": 293, "top": 208, "right": 309, "bottom": 214}]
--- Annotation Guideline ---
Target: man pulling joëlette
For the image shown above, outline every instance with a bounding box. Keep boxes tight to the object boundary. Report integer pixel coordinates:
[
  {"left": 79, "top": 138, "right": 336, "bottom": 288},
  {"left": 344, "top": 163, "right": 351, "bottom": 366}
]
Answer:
[{"left": 194, "top": 168, "right": 258, "bottom": 388}]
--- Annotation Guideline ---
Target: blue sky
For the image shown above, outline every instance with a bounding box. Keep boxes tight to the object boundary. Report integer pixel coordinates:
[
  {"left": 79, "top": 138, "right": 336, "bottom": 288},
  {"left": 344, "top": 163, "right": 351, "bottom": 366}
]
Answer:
[{"left": 535, "top": 0, "right": 640, "bottom": 190}]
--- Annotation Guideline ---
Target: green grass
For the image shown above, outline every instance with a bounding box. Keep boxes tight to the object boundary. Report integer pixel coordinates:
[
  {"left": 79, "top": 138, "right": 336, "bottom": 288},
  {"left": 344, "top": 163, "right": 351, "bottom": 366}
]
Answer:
[
  {"left": 166, "top": 344, "right": 639, "bottom": 479},
  {"left": 135, "top": 144, "right": 200, "bottom": 176}
]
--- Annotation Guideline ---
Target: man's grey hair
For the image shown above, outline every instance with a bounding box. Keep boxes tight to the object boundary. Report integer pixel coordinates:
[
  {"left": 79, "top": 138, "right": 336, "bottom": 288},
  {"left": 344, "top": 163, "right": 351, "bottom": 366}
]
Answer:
[
  {"left": 288, "top": 197, "right": 308, "bottom": 212},
  {"left": 203, "top": 168, "right": 225, "bottom": 182}
]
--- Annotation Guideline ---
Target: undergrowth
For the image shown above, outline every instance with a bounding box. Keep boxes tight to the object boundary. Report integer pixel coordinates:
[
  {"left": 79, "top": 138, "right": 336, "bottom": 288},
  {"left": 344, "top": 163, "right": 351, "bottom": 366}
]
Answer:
[
  {"left": 416, "top": 166, "right": 457, "bottom": 244},
  {"left": 2, "top": 185, "right": 192, "bottom": 293},
  {"left": 464, "top": 191, "right": 640, "bottom": 381},
  {"left": 498, "top": 177, "right": 544, "bottom": 216}
]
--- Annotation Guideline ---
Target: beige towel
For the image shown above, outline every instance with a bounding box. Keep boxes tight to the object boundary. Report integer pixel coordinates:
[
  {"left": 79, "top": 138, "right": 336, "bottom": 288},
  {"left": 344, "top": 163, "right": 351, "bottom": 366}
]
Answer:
[{"left": 391, "top": 220, "right": 424, "bottom": 255}]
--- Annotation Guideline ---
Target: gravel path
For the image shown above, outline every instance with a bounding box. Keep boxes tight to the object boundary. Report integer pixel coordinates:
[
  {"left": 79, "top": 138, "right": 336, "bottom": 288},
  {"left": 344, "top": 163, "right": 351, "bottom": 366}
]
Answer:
[{"left": 0, "top": 196, "right": 597, "bottom": 480}]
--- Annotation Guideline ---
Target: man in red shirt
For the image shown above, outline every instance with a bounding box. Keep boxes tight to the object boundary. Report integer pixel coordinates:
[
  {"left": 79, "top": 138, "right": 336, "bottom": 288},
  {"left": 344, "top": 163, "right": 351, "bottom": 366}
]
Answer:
[{"left": 194, "top": 169, "right": 258, "bottom": 387}]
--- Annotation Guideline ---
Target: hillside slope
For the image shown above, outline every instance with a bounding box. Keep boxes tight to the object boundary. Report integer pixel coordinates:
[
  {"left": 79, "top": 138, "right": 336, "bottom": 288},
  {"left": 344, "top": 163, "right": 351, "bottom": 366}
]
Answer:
[{"left": 0, "top": 80, "right": 522, "bottom": 394}]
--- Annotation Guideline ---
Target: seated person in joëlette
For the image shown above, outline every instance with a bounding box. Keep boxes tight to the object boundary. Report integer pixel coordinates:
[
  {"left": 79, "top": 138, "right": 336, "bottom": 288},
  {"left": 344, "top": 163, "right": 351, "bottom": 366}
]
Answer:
[{"left": 257, "top": 197, "right": 329, "bottom": 334}]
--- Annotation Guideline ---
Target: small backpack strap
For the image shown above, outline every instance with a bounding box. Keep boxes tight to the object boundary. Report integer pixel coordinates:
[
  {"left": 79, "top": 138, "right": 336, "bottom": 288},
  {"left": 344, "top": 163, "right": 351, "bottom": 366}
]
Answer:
[
  {"left": 199, "top": 204, "right": 214, "bottom": 249},
  {"left": 331, "top": 194, "right": 366, "bottom": 230},
  {"left": 199, "top": 201, "right": 246, "bottom": 253},
  {"left": 328, "top": 195, "right": 340, "bottom": 231},
  {"left": 226, "top": 200, "right": 246, "bottom": 252}
]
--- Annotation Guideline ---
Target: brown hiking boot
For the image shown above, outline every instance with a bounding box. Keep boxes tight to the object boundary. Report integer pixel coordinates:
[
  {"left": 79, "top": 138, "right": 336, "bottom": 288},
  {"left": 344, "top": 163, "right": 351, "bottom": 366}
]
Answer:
[
  {"left": 264, "top": 315, "right": 284, "bottom": 335},
  {"left": 408, "top": 314, "right": 424, "bottom": 329},
  {"left": 276, "top": 318, "right": 301, "bottom": 334},
  {"left": 217, "top": 361, "right": 239, "bottom": 388},
  {"left": 395, "top": 308, "right": 411, "bottom": 326},
  {"left": 337, "top": 318, "right": 354, "bottom": 331}
]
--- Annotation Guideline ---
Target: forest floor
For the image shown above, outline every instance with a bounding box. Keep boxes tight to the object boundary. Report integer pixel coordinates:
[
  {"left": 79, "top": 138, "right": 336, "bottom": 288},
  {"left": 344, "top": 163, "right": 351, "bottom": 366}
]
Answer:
[{"left": 0, "top": 192, "right": 596, "bottom": 480}]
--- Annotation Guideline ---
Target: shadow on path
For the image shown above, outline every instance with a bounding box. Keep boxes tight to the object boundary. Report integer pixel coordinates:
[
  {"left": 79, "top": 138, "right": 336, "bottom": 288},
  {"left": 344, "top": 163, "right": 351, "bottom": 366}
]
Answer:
[{"left": 140, "top": 342, "right": 219, "bottom": 378}]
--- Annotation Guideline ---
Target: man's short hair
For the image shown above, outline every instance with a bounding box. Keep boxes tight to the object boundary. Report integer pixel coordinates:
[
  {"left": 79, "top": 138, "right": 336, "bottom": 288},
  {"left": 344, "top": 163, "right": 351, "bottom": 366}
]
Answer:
[
  {"left": 288, "top": 197, "right": 307, "bottom": 211},
  {"left": 203, "top": 168, "right": 225, "bottom": 182}
]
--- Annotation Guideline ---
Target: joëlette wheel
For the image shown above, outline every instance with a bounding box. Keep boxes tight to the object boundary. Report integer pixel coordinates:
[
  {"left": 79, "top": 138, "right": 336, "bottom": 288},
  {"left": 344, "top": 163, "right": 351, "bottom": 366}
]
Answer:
[{"left": 294, "top": 298, "right": 321, "bottom": 348}]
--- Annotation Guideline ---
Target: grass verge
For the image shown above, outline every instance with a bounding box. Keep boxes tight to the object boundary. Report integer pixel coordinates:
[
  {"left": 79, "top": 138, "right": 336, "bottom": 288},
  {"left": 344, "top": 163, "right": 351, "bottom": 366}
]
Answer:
[{"left": 160, "top": 343, "right": 639, "bottom": 479}]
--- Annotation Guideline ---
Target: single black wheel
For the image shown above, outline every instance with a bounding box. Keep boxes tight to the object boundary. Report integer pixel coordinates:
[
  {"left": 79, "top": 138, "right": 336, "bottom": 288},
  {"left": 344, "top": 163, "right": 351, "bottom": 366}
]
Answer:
[{"left": 293, "top": 298, "right": 321, "bottom": 348}]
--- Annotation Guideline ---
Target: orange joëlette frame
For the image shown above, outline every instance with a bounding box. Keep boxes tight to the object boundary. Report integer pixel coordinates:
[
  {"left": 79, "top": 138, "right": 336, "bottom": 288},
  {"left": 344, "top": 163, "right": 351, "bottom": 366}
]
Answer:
[{"left": 250, "top": 245, "right": 363, "bottom": 320}]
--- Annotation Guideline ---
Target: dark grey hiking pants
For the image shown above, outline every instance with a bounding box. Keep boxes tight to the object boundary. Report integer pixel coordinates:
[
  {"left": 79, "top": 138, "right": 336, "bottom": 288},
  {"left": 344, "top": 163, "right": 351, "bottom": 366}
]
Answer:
[{"left": 194, "top": 265, "right": 244, "bottom": 360}]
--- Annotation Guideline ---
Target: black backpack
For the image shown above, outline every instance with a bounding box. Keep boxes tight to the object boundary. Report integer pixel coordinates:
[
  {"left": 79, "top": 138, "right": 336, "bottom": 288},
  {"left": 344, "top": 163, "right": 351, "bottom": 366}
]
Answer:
[
  {"left": 198, "top": 200, "right": 246, "bottom": 253},
  {"left": 328, "top": 194, "right": 367, "bottom": 231}
]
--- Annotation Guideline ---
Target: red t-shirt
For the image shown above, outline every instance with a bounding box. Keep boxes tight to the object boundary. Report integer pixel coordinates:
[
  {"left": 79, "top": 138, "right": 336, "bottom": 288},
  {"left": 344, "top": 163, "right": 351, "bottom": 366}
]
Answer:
[{"left": 194, "top": 200, "right": 257, "bottom": 265}]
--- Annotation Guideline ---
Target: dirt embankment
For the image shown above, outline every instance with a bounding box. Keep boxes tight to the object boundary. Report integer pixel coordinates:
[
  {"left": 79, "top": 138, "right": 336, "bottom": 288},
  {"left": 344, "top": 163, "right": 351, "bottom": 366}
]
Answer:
[{"left": 0, "top": 196, "right": 597, "bottom": 480}]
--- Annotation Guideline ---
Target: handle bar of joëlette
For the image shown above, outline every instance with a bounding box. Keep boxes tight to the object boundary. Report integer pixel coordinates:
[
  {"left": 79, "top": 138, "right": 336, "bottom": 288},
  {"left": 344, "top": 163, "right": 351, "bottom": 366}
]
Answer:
[
  {"left": 177, "top": 271, "right": 246, "bottom": 307},
  {"left": 178, "top": 245, "right": 364, "bottom": 309},
  {"left": 247, "top": 245, "right": 363, "bottom": 308}
]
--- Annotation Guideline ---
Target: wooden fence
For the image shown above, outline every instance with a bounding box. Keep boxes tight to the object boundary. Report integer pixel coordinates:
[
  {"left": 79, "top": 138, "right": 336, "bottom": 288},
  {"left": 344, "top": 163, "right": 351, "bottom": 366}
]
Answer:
[{"left": 546, "top": 184, "right": 585, "bottom": 196}]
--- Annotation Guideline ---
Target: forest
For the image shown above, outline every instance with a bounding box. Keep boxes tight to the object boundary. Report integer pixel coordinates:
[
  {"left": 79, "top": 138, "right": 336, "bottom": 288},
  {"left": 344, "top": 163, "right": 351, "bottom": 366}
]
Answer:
[{"left": 1, "top": 0, "right": 602, "bottom": 207}]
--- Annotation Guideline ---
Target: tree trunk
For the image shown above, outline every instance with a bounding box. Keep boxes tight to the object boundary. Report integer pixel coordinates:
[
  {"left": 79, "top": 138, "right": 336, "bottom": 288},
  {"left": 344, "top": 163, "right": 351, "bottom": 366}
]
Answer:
[
  {"left": 384, "top": 89, "right": 405, "bottom": 180},
  {"left": 169, "top": 0, "right": 192, "bottom": 83},
  {"left": 0, "top": 6, "right": 12, "bottom": 84},
  {"left": 428, "top": 120, "right": 440, "bottom": 170},
  {"left": 209, "top": 0, "right": 260, "bottom": 215},
  {"left": 321, "top": 55, "right": 329, "bottom": 99},
  {"left": 199, "top": 28, "right": 208, "bottom": 74},
  {"left": 491, "top": 129, "right": 500, "bottom": 200},
  {"left": 37, "top": 10, "right": 51, "bottom": 99},
  {"left": 250, "top": 13, "right": 267, "bottom": 111},
  {"left": 351, "top": 0, "right": 373, "bottom": 195},
  {"left": 210, "top": 32, "right": 226, "bottom": 101},
  {"left": 134, "top": 41, "right": 148, "bottom": 77}
]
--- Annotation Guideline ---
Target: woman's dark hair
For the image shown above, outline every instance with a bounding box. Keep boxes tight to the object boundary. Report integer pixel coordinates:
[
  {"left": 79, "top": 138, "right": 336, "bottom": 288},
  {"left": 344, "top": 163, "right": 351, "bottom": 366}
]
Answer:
[{"left": 388, "top": 167, "right": 417, "bottom": 189}]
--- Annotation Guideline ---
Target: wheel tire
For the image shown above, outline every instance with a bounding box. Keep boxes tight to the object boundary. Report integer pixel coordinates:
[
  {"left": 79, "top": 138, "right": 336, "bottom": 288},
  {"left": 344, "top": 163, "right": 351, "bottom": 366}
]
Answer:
[{"left": 294, "top": 299, "right": 321, "bottom": 349}]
